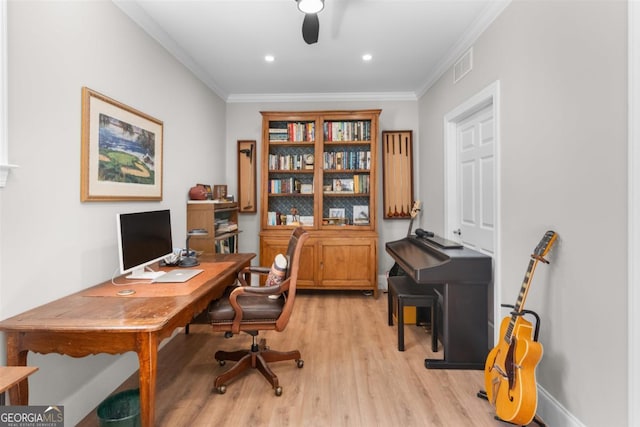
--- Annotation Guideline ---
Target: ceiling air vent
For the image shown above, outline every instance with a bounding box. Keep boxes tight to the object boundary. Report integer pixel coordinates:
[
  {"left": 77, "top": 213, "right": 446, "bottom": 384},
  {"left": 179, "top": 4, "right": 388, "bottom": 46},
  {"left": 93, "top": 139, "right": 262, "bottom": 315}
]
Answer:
[{"left": 453, "top": 47, "right": 473, "bottom": 84}]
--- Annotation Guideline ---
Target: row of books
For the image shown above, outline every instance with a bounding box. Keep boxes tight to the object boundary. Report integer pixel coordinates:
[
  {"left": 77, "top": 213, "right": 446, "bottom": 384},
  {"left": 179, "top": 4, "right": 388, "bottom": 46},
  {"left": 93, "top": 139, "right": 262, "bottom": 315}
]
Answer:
[
  {"left": 268, "top": 153, "right": 311, "bottom": 171},
  {"left": 323, "top": 150, "right": 370, "bottom": 170},
  {"left": 269, "top": 121, "right": 315, "bottom": 142},
  {"left": 215, "top": 237, "right": 235, "bottom": 254},
  {"left": 324, "top": 176, "right": 370, "bottom": 194},
  {"left": 268, "top": 178, "right": 302, "bottom": 194},
  {"left": 323, "top": 121, "right": 371, "bottom": 142}
]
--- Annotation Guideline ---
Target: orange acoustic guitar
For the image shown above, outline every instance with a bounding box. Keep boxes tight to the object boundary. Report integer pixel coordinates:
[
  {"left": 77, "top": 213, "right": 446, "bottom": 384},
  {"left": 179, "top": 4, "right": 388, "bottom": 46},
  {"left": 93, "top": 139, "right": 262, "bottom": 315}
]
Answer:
[{"left": 484, "top": 230, "right": 557, "bottom": 426}]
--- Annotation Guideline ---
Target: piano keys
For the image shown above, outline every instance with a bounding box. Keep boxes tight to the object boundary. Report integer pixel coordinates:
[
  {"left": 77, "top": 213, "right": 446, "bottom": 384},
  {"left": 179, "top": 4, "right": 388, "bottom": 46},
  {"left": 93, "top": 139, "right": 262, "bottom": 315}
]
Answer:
[{"left": 386, "top": 235, "right": 492, "bottom": 369}]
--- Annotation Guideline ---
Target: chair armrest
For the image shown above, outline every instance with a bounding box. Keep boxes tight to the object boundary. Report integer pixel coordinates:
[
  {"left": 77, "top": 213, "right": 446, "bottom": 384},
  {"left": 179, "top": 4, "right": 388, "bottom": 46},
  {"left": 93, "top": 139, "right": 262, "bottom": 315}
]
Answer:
[
  {"left": 236, "top": 265, "right": 271, "bottom": 286},
  {"left": 228, "top": 278, "right": 291, "bottom": 333}
]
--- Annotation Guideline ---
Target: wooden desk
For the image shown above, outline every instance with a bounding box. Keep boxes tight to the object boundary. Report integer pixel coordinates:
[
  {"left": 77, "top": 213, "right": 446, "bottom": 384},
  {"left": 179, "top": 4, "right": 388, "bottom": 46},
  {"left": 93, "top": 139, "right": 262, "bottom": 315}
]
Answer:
[
  {"left": 0, "top": 253, "right": 254, "bottom": 426},
  {"left": 0, "top": 366, "right": 38, "bottom": 405}
]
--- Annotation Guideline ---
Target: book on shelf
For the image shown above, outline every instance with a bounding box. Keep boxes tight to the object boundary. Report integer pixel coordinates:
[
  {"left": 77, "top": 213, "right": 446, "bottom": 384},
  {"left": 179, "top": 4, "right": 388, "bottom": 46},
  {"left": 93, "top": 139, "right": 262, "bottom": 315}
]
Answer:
[
  {"left": 322, "top": 150, "right": 370, "bottom": 170},
  {"left": 268, "top": 178, "right": 303, "bottom": 194},
  {"left": 269, "top": 121, "right": 315, "bottom": 142},
  {"left": 217, "top": 222, "right": 238, "bottom": 233},
  {"left": 323, "top": 120, "right": 371, "bottom": 142}
]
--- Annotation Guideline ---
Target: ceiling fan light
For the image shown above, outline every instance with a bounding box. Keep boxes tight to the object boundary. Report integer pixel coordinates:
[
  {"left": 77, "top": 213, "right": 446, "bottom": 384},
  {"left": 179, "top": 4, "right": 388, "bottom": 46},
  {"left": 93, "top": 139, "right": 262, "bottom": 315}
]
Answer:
[{"left": 297, "top": 0, "right": 324, "bottom": 14}]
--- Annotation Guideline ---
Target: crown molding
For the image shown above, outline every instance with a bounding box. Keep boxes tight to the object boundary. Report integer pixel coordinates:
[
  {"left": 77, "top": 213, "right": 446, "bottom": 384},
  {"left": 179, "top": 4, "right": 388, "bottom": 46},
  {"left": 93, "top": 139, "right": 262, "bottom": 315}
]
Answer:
[
  {"left": 113, "top": 0, "right": 228, "bottom": 100},
  {"left": 416, "top": 0, "right": 511, "bottom": 98},
  {"left": 226, "top": 91, "right": 417, "bottom": 103}
]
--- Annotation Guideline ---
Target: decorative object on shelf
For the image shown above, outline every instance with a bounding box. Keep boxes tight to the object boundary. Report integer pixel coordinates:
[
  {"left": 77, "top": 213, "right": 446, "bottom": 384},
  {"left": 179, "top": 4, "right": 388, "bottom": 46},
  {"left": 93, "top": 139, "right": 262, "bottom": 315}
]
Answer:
[
  {"left": 329, "top": 208, "right": 345, "bottom": 219},
  {"left": 237, "top": 140, "right": 256, "bottom": 213},
  {"left": 213, "top": 185, "right": 227, "bottom": 201},
  {"left": 197, "top": 183, "right": 213, "bottom": 199},
  {"left": 80, "top": 87, "right": 163, "bottom": 202},
  {"left": 189, "top": 184, "right": 208, "bottom": 200},
  {"left": 382, "top": 130, "right": 414, "bottom": 218},
  {"left": 353, "top": 205, "right": 369, "bottom": 225},
  {"left": 290, "top": 207, "right": 300, "bottom": 225},
  {"left": 304, "top": 153, "right": 315, "bottom": 169}
]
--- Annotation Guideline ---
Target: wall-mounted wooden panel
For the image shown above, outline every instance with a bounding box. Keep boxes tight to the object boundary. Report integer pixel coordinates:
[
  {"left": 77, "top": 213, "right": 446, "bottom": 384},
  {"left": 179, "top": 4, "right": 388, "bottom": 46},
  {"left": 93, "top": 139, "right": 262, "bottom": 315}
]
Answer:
[
  {"left": 237, "top": 140, "right": 256, "bottom": 213},
  {"left": 382, "top": 130, "right": 414, "bottom": 219}
]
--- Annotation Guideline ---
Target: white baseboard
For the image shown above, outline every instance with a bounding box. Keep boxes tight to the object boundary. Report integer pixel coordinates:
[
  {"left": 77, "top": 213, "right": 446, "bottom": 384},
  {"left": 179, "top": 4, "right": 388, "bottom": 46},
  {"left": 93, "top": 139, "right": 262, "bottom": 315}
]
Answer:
[{"left": 537, "top": 385, "right": 585, "bottom": 427}]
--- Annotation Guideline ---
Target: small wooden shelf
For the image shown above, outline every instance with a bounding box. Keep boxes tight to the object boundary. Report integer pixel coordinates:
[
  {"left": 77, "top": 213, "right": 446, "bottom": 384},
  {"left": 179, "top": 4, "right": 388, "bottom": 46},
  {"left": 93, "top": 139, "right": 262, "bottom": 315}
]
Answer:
[{"left": 186, "top": 201, "right": 239, "bottom": 254}]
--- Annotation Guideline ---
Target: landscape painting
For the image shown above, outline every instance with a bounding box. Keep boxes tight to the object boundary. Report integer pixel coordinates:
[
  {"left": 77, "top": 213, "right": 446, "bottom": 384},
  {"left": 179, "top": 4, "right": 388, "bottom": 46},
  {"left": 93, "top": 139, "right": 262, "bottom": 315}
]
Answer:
[
  {"left": 98, "top": 114, "right": 156, "bottom": 186},
  {"left": 81, "top": 87, "right": 163, "bottom": 201}
]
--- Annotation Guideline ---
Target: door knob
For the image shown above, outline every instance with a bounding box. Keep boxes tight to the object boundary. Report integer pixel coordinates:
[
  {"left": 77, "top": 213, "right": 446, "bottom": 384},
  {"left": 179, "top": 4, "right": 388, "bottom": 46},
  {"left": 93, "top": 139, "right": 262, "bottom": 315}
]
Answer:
[{"left": 453, "top": 228, "right": 461, "bottom": 236}]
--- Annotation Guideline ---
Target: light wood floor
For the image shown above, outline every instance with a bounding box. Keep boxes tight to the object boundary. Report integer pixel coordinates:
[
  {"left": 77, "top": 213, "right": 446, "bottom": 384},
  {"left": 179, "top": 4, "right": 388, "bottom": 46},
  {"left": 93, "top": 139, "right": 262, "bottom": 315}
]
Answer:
[{"left": 78, "top": 290, "right": 522, "bottom": 427}]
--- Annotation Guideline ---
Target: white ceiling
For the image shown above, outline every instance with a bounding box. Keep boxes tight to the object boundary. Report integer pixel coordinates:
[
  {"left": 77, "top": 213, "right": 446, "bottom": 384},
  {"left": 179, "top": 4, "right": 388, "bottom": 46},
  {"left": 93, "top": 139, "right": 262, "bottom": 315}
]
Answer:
[{"left": 115, "top": 0, "right": 509, "bottom": 102}]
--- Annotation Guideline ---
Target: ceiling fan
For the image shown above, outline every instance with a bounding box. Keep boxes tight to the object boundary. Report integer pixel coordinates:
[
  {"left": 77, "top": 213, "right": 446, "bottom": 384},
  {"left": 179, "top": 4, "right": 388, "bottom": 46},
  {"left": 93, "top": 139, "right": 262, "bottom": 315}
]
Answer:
[{"left": 296, "top": 0, "right": 324, "bottom": 44}]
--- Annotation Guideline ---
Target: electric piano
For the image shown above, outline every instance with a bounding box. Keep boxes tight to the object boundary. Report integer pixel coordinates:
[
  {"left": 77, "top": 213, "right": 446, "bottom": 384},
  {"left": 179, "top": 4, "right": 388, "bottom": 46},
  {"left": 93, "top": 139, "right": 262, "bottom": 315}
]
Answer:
[{"left": 386, "top": 233, "right": 492, "bottom": 369}]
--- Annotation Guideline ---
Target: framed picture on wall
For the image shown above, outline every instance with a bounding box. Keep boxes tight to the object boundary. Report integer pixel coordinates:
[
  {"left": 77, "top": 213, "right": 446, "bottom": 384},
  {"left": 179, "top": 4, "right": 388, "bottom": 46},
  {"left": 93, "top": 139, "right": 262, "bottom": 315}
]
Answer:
[{"left": 80, "top": 87, "right": 163, "bottom": 201}]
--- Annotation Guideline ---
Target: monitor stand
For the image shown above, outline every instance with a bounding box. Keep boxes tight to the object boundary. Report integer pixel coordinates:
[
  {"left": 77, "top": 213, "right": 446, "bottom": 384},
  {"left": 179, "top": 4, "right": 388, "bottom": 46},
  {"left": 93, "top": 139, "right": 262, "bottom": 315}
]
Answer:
[{"left": 126, "top": 268, "right": 166, "bottom": 280}]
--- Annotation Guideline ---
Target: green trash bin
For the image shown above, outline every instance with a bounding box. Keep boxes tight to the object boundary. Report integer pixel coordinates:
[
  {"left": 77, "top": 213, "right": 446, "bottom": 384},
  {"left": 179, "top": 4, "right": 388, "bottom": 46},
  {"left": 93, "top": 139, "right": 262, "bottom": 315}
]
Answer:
[{"left": 97, "top": 389, "right": 141, "bottom": 427}]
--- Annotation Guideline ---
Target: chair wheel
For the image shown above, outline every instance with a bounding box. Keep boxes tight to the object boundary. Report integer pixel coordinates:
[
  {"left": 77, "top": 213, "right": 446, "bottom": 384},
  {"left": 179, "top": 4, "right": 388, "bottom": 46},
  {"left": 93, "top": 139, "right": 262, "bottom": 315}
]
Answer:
[
  {"left": 296, "top": 359, "right": 304, "bottom": 368},
  {"left": 275, "top": 386, "right": 283, "bottom": 396},
  {"left": 217, "top": 385, "right": 227, "bottom": 394}
]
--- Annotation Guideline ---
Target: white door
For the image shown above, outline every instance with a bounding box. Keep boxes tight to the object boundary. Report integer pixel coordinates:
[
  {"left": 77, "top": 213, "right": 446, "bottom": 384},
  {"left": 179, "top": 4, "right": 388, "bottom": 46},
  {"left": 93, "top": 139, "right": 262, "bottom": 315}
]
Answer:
[
  {"left": 455, "top": 104, "right": 495, "bottom": 254},
  {"left": 444, "top": 81, "right": 500, "bottom": 344}
]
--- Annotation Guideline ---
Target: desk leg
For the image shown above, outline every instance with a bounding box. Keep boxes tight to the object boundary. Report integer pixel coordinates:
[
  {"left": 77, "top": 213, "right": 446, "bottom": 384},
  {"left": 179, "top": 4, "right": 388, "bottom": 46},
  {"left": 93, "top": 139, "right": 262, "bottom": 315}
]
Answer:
[
  {"left": 137, "top": 333, "right": 159, "bottom": 427},
  {"left": 5, "top": 333, "right": 29, "bottom": 405}
]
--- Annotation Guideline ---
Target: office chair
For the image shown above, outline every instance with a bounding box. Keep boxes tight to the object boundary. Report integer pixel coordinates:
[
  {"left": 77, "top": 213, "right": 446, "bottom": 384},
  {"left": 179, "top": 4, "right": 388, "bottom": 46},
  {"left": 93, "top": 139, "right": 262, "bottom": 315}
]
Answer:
[{"left": 208, "top": 227, "right": 309, "bottom": 396}]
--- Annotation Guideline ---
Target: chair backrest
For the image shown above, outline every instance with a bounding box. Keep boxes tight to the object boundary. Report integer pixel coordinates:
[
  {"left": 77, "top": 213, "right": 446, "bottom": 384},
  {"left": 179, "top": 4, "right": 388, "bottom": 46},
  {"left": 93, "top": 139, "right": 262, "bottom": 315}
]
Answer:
[{"left": 275, "top": 227, "right": 309, "bottom": 331}]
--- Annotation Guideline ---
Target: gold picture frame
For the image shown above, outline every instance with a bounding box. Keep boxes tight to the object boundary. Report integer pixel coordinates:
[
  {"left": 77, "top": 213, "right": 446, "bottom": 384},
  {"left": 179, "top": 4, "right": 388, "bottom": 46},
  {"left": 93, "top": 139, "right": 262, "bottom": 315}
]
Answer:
[{"left": 80, "top": 87, "right": 163, "bottom": 201}]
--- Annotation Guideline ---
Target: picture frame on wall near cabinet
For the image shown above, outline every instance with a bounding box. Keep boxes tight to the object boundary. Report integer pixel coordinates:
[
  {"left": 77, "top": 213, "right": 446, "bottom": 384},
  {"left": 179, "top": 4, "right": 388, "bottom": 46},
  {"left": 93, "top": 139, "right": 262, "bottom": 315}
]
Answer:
[
  {"left": 382, "top": 130, "right": 414, "bottom": 218},
  {"left": 237, "top": 140, "right": 257, "bottom": 213},
  {"left": 80, "top": 87, "right": 163, "bottom": 202}
]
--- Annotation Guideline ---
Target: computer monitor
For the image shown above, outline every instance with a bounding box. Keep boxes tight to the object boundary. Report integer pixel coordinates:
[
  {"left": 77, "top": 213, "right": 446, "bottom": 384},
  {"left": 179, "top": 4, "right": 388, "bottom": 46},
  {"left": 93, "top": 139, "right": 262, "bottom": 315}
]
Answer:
[{"left": 116, "top": 209, "right": 173, "bottom": 279}]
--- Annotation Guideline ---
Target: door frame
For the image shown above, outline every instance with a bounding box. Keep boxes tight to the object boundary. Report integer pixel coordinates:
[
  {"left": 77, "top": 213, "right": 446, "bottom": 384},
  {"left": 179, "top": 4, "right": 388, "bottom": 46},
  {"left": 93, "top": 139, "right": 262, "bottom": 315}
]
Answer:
[
  {"left": 628, "top": 1, "right": 639, "bottom": 424},
  {"left": 444, "top": 80, "right": 501, "bottom": 343}
]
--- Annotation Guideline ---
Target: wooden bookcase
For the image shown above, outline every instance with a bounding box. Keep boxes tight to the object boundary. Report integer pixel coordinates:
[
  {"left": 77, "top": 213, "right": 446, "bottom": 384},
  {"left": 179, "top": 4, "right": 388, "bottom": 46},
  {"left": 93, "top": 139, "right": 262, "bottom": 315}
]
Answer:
[
  {"left": 186, "top": 201, "right": 239, "bottom": 254},
  {"left": 260, "top": 110, "right": 381, "bottom": 297}
]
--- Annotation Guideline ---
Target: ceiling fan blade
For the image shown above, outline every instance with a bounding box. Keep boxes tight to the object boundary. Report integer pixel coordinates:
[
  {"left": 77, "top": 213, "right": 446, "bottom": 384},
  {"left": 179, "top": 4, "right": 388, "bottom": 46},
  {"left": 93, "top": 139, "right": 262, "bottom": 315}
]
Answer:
[{"left": 302, "top": 13, "right": 319, "bottom": 44}]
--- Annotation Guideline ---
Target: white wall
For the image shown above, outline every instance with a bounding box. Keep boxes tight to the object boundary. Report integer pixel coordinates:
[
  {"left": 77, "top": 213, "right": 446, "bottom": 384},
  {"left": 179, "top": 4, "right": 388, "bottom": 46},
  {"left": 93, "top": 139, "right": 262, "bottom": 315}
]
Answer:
[
  {"left": 0, "top": 1, "right": 226, "bottom": 424},
  {"left": 418, "top": 1, "right": 627, "bottom": 426},
  {"left": 226, "top": 99, "right": 418, "bottom": 283}
]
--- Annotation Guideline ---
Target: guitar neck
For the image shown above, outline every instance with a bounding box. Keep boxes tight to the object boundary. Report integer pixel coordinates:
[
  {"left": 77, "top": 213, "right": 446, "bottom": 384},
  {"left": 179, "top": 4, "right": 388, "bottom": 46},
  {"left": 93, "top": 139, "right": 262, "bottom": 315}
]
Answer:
[{"left": 504, "top": 258, "right": 540, "bottom": 343}]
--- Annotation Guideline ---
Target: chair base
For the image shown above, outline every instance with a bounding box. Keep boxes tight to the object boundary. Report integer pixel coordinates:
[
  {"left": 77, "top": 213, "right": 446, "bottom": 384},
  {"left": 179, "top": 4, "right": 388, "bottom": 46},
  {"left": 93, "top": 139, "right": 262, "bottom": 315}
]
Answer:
[{"left": 214, "top": 338, "right": 303, "bottom": 396}]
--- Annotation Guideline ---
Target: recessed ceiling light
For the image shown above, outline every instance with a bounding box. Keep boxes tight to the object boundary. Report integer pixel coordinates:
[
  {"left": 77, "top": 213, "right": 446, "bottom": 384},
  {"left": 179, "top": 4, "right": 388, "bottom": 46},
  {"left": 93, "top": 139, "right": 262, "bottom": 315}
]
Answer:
[
  {"left": 362, "top": 54, "right": 373, "bottom": 61},
  {"left": 265, "top": 55, "right": 275, "bottom": 62}
]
